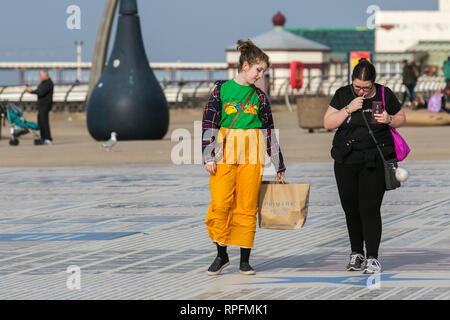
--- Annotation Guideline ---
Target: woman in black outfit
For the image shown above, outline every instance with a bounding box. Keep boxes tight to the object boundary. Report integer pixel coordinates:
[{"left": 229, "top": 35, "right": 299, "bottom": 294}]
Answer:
[{"left": 323, "top": 59, "right": 406, "bottom": 274}]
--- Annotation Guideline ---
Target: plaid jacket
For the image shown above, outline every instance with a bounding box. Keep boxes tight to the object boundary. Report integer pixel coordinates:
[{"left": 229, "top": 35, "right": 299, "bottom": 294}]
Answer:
[{"left": 201, "top": 80, "right": 286, "bottom": 173}]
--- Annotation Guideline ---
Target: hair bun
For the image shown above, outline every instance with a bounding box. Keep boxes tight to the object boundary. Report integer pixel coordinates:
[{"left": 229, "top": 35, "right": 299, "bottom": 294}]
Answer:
[
  {"left": 236, "top": 39, "right": 256, "bottom": 52},
  {"left": 235, "top": 39, "right": 271, "bottom": 71},
  {"left": 358, "top": 58, "right": 368, "bottom": 63}
]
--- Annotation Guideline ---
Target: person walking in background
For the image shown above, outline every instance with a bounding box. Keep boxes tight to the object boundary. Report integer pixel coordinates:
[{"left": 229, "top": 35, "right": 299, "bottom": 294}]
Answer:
[
  {"left": 443, "top": 56, "right": 450, "bottom": 88},
  {"left": 323, "top": 58, "right": 406, "bottom": 274},
  {"left": 427, "top": 88, "right": 450, "bottom": 114},
  {"left": 401, "top": 60, "right": 419, "bottom": 107},
  {"left": 202, "top": 40, "right": 285, "bottom": 276},
  {"left": 26, "top": 70, "right": 54, "bottom": 145}
]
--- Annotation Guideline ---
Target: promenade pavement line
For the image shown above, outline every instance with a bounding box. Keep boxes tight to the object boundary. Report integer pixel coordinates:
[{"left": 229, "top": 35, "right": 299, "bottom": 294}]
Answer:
[
  {"left": 99, "top": 247, "right": 199, "bottom": 274},
  {"left": 383, "top": 196, "right": 450, "bottom": 227},
  {"left": 0, "top": 162, "right": 448, "bottom": 300},
  {"left": 410, "top": 230, "right": 450, "bottom": 248},
  {"left": 274, "top": 287, "right": 309, "bottom": 300},
  {"left": 279, "top": 287, "right": 316, "bottom": 300},
  {"left": 380, "top": 228, "right": 447, "bottom": 248},
  {"left": 262, "top": 228, "right": 349, "bottom": 250},
  {"left": 378, "top": 287, "right": 411, "bottom": 300},
  {"left": 162, "top": 249, "right": 344, "bottom": 300},
  {"left": 0, "top": 238, "right": 436, "bottom": 278},
  {"left": 402, "top": 286, "right": 439, "bottom": 300},
  {"left": 242, "top": 288, "right": 279, "bottom": 300},
  {"left": 179, "top": 272, "right": 448, "bottom": 299},
  {"left": 326, "top": 286, "right": 371, "bottom": 300},
  {"left": 1, "top": 272, "right": 448, "bottom": 300},
  {"left": 290, "top": 287, "right": 332, "bottom": 300},
  {"left": 253, "top": 247, "right": 338, "bottom": 272},
  {"left": 311, "top": 286, "right": 351, "bottom": 300},
  {"left": 0, "top": 233, "right": 145, "bottom": 270},
  {"left": 387, "top": 287, "right": 424, "bottom": 300},
  {"left": 2, "top": 245, "right": 167, "bottom": 278},
  {"left": 52, "top": 247, "right": 172, "bottom": 275},
  {"left": 339, "top": 286, "right": 375, "bottom": 300},
  {"left": 0, "top": 233, "right": 149, "bottom": 275},
  {"left": 425, "top": 288, "right": 450, "bottom": 300},
  {"left": 147, "top": 248, "right": 335, "bottom": 299},
  {"left": 1, "top": 179, "right": 208, "bottom": 226},
  {"left": 435, "top": 290, "right": 450, "bottom": 300},
  {"left": 420, "top": 287, "right": 450, "bottom": 299}
]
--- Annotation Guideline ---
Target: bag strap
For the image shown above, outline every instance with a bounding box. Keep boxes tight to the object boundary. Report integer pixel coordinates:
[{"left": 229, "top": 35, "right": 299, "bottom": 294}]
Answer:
[
  {"left": 228, "top": 87, "right": 256, "bottom": 129},
  {"left": 351, "top": 85, "right": 387, "bottom": 162},
  {"left": 360, "top": 109, "right": 387, "bottom": 162},
  {"left": 381, "top": 85, "right": 385, "bottom": 110},
  {"left": 223, "top": 87, "right": 256, "bottom": 143}
]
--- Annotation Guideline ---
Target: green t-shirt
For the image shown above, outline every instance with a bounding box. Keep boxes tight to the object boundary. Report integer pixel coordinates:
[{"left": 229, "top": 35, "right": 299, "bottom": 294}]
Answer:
[{"left": 218, "top": 79, "right": 263, "bottom": 129}]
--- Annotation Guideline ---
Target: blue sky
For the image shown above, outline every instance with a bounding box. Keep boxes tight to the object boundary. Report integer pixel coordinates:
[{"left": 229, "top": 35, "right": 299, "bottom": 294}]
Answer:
[{"left": 0, "top": 0, "right": 438, "bottom": 63}]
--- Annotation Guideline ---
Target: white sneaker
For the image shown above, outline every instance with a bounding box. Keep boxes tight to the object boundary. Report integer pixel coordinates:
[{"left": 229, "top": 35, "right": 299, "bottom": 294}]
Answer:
[
  {"left": 363, "top": 258, "right": 382, "bottom": 274},
  {"left": 43, "top": 139, "right": 53, "bottom": 145}
]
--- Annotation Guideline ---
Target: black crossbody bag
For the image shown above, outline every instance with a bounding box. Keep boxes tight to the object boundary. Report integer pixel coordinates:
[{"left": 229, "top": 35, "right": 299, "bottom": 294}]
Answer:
[{"left": 360, "top": 109, "right": 400, "bottom": 190}]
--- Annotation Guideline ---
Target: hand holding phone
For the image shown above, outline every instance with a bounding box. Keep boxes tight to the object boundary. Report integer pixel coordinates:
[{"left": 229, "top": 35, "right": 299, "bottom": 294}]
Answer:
[{"left": 371, "top": 102, "right": 383, "bottom": 124}]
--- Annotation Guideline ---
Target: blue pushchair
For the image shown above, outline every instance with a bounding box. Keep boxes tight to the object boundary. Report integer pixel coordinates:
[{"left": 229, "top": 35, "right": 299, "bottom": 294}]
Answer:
[{"left": 0, "top": 103, "right": 41, "bottom": 146}]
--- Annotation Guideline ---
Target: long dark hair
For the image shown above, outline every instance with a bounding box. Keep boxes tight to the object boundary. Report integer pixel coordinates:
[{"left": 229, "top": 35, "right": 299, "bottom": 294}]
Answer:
[{"left": 352, "top": 58, "right": 376, "bottom": 82}]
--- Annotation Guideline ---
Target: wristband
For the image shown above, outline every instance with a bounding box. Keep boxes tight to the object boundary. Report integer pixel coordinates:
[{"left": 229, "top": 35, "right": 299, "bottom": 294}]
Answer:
[
  {"left": 344, "top": 106, "right": 351, "bottom": 114},
  {"left": 344, "top": 106, "right": 351, "bottom": 123}
]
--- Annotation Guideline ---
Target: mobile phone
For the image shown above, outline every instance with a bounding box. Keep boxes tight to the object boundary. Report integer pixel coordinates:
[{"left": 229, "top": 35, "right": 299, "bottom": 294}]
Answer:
[{"left": 371, "top": 102, "right": 383, "bottom": 124}]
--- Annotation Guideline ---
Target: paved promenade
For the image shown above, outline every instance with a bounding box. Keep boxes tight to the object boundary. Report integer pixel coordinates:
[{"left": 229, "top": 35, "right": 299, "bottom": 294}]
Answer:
[{"left": 0, "top": 161, "right": 449, "bottom": 300}]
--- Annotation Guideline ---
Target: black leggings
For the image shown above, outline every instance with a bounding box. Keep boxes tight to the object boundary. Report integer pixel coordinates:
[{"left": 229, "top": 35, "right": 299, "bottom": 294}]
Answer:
[{"left": 334, "top": 160, "right": 386, "bottom": 259}]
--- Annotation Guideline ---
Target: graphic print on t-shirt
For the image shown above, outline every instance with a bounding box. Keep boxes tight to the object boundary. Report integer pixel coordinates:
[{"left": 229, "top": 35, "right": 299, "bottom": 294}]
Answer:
[
  {"left": 219, "top": 79, "right": 263, "bottom": 129},
  {"left": 224, "top": 102, "right": 258, "bottom": 115}
]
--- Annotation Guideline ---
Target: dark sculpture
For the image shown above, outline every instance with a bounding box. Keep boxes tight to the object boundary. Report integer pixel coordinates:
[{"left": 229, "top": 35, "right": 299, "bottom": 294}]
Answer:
[{"left": 87, "top": 0, "right": 169, "bottom": 140}]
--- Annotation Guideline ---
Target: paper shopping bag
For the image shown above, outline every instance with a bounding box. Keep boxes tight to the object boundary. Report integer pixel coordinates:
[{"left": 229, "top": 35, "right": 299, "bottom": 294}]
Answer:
[{"left": 258, "top": 180, "right": 310, "bottom": 230}]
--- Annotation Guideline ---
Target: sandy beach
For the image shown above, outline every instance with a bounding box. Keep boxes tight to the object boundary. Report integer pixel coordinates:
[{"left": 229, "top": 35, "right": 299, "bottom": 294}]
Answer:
[{"left": 1, "top": 106, "right": 449, "bottom": 167}]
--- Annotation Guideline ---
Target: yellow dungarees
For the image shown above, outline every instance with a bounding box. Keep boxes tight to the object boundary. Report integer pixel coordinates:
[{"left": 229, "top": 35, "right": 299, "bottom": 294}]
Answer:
[{"left": 205, "top": 127, "right": 265, "bottom": 248}]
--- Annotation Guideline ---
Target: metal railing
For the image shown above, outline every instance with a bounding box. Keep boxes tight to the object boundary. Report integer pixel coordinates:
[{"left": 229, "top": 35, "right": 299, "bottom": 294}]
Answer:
[
  {"left": 276, "top": 73, "right": 446, "bottom": 111},
  {"left": 0, "top": 74, "right": 446, "bottom": 112}
]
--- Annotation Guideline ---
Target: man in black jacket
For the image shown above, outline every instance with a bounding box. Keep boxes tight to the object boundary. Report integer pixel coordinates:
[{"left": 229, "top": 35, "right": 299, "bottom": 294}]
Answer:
[{"left": 26, "top": 70, "right": 54, "bottom": 144}]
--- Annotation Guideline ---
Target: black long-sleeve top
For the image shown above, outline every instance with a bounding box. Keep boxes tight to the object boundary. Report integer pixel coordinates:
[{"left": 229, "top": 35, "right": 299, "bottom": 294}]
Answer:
[{"left": 31, "top": 78, "right": 54, "bottom": 108}]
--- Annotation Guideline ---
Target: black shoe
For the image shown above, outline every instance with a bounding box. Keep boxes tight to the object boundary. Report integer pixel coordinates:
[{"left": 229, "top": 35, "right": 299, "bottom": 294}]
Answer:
[
  {"left": 346, "top": 252, "right": 366, "bottom": 271},
  {"left": 239, "top": 262, "right": 256, "bottom": 275},
  {"left": 207, "top": 256, "right": 229, "bottom": 276}
]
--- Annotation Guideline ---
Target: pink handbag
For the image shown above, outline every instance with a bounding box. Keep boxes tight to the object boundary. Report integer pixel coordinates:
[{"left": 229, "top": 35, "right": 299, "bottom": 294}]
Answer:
[{"left": 382, "top": 86, "right": 410, "bottom": 161}]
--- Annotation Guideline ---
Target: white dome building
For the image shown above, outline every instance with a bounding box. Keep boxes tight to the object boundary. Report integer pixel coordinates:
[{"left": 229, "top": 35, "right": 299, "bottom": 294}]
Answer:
[{"left": 226, "top": 12, "right": 331, "bottom": 96}]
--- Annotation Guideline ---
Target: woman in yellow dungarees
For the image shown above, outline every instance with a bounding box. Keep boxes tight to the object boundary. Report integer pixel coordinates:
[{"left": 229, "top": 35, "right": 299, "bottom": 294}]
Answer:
[{"left": 201, "top": 40, "right": 285, "bottom": 276}]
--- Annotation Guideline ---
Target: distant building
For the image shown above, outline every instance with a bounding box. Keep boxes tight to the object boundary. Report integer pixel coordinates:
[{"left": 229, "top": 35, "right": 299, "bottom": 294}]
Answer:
[
  {"left": 224, "top": 3, "right": 450, "bottom": 94},
  {"left": 286, "top": 27, "right": 374, "bottom": 78},
  {"left": 375, "top": 0, "right": 450, "bottom": 76},
  {"left": 226, "top": 12, "right": 331, "bottom": 95}
]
